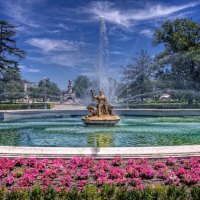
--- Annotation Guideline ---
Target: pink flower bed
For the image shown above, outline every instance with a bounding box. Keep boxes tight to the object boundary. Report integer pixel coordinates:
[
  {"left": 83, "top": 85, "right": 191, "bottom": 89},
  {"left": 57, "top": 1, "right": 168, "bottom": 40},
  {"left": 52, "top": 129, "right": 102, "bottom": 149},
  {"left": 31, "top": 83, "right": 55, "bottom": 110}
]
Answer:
[{"left": 0, "top": 157, "right": 199, "bottom": 191}]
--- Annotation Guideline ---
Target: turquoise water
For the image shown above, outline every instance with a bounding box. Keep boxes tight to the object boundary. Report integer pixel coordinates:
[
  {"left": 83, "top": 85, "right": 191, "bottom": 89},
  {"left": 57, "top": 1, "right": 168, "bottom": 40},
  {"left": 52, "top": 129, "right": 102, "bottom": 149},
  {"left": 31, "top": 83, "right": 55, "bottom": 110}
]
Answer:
[{"left": 0, "top": 116, "right": 200, "bottom": 147}]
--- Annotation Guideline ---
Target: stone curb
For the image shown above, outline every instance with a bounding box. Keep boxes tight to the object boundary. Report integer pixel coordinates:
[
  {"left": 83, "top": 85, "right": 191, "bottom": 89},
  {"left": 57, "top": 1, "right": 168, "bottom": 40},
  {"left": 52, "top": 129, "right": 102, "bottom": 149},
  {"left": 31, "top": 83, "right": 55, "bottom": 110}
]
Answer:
[{"left": 0, "top": 145, "right": 199, "bottom": 158}]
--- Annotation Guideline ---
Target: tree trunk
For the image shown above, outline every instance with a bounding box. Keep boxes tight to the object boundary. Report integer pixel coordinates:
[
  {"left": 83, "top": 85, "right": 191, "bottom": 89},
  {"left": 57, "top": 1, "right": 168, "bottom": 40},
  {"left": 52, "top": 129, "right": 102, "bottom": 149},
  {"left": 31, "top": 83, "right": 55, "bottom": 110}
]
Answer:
[{"left": 188, "top": 97, "right": 193, "bottom": 106}]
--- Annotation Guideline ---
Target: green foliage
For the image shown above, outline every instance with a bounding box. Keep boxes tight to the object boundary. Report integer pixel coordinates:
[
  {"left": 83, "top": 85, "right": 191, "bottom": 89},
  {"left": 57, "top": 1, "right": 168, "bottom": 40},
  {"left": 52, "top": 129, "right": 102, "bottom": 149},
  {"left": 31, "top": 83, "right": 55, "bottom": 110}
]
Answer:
[
  {"left": 0, "top": 185, "right": 197, "bottom": 200},
  {"left": 0, "top": 188, "right": 6, "bottom": 200},
  {"left": 191, "top": 186, "right": 200, "bottom": 200},
  {"left": 30, "top": 187, "right": 44, "bottom": 200},
  {"left": 122, "top": 50, "right": 153, "bottom": 103},
  {"left": 6, "top": 189, "right": 29, "bottom": 200},
  {"left": 81, "top": 185, "right": 100, "bottom": 200},
  {"left": 153, "top": 18, "right": 200, "bottom": 105},
  {"left": 143, "top": 187, "right": 160, "bottom": 200},
  {"left": 73, "top": 76, "right": 91, "bottom": 98},
  {"left": 0, "top": 20, "right": 25, "bottom": 71},
  {"left": 166, "top": 186, "right": 188, "bottom": 200},
  {"left": 29, "top": 78, "right": 61, "bottom": 101},
  {"left": 127, "top": 103, "right": 200, "bottom": 109},
  {"left": 44, "top": 187, "right": 57, "bottom": 200},
  {"left": 100, "top": 183, "right": 116, "bottom": 200},
  {"left": 0, "top": 67, "right": 24, "bottom": 102},
  {"left": 58, "top": 188, "right": 82, "bottom": 200},
  {"left": 0, "top": 103, "right": 55, "bottom": 110}
]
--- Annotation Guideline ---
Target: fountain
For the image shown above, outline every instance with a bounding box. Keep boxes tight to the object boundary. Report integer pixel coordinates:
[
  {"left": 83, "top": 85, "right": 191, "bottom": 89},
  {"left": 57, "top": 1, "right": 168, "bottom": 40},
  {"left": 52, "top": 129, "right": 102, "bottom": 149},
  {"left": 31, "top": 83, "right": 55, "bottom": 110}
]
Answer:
[{"left": 82, "top": 16, "right": 120, "bottom": 125}]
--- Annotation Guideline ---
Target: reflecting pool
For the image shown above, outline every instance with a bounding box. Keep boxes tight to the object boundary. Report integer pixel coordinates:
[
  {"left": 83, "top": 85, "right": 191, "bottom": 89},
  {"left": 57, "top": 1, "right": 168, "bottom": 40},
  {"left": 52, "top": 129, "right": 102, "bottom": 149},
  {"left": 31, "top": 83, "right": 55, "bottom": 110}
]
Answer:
[{"left": 0, "top": 116, "right": 200, "bottom": 147}]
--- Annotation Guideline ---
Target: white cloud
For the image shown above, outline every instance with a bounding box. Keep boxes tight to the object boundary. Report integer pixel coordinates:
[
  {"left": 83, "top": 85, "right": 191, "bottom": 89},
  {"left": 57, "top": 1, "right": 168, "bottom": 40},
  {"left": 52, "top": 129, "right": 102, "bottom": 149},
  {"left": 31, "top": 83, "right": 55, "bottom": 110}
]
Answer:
[
  {"left": 19, "top": 65, "right": 40, "bottom": 73},
  {"left": 58, "top": 23, "right": 70, "bottom": 31},
  {"left": 110, "top": 51, "right": 125, "bottom": 55},
  {"left": 0, "top": 0, "right": 41, "bottom": 28},
  {"left": 26, "top": 38, "right": 85, "bottom": 52},
  {"left": 86, "top": 1, "right": 200, "bottom": 27},
  {"left": 140, "top": 29, "right": 153, "bottom": 38}
]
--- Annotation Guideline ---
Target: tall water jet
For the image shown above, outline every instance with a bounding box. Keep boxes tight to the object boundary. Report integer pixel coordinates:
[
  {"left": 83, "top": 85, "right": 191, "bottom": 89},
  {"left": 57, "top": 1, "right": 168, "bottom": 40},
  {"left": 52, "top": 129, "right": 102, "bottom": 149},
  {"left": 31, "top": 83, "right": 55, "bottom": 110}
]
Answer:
[{"left": 99, "top": 16, "right": 111, "bottom": 101}]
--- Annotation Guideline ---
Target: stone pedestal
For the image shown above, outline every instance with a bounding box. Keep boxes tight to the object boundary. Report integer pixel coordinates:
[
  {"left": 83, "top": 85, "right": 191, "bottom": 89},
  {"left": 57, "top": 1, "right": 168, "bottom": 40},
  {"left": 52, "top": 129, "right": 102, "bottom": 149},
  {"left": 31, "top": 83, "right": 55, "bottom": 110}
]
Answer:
[{"left": 82, "top": 114, "right": 120, "bottom": 125}]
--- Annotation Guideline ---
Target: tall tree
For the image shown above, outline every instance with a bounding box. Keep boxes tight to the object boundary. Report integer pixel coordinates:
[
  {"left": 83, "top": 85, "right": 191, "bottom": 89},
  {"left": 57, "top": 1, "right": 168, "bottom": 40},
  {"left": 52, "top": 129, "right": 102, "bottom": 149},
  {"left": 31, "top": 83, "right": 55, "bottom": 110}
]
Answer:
[
  {"left": 0, "top": 20, "right": 25, "bottom": 72},
  {"left": 122, "top": 50, "right": 153, "bottom": 103},
  {"left": 0, "top": 66, "right": 24, "bottom": 102},
  {"left": 29, "top": 78, "right": 61, "bottom": 101},
  {"left": 153, "top": 18, "right": 200, "bottom": 104},
  {"left": 73, "top": 76, "right": 91, "bottom": 98}
]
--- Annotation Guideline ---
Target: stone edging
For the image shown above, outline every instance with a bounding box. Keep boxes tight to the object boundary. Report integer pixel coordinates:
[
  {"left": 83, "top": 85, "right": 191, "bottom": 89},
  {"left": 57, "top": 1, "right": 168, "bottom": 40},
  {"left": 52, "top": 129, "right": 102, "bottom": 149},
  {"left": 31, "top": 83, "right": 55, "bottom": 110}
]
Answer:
[{"left": 0, "top": 145, "right": 199, "bottom": 158}]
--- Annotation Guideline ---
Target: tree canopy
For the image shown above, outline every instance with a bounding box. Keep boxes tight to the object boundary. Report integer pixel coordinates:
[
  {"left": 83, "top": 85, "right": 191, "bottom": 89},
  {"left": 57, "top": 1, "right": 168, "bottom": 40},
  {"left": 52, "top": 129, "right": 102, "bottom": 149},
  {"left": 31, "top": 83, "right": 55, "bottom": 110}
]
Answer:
[
  {"left": 73, "top": 76, "right": 91, "bottom": 98},
  {"left": 0, "top": 66, "right": 24, "bottom": 102},
  {"left": 122, "top": 50, "right": 153, "bottom": 102},
  {"left": 0, "top": 20, "right": 25, "bottom": 72},
  {"left": 153, "top": 18, "right": 200, "bottom": 104},
  {"left": 28, "top": 78, "right": 61, "bottom": 101}
]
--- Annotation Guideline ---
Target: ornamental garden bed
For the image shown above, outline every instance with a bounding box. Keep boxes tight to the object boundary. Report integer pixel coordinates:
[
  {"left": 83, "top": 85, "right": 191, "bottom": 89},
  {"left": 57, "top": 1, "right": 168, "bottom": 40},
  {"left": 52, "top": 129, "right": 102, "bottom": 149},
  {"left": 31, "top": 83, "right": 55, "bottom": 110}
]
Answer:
[{"left": 0, "top": 157, "right": 199, "bottom": 199}]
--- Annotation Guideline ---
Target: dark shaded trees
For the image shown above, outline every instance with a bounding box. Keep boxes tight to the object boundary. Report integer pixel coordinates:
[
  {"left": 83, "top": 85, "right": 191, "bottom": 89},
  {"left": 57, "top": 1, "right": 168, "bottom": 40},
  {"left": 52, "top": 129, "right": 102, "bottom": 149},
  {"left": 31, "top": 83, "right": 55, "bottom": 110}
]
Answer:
[
  {"left": 73, "top": 76, "right": 92, "bottom": 98},
  {"left": 0, "top": 20, "right": 25, "bottom": 72},
  {"left": 0, "top": 66, "right": 24, "bottom": 102},
  {"left": 28, "top": 79, "right": 61, "bottom": 101},
  {"left": 153, "top": 18, "right": 200, "bottom": 104},
  {"left": 122, "top": 50, "right": 153, "bottom": 103}
]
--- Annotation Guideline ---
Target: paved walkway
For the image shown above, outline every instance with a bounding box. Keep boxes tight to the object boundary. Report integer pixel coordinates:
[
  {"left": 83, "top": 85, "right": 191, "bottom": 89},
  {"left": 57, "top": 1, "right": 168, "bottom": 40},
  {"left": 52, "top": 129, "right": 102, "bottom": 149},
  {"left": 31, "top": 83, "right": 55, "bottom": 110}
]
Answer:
[{"left": 51, "top": 104, "right": 85, "bottom": 110}]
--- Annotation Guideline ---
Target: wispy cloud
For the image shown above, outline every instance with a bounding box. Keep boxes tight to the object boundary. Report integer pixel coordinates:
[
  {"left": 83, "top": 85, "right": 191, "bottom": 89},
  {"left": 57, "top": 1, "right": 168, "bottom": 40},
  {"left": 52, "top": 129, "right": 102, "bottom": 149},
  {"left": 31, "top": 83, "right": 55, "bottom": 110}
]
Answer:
[
  {"left": 85, "top": 1, "right": 200, "bottom": 27},
  {"left": 26, "top": 37, "right": 94, "bottom": 68},
  {"left": 44, "top": 53, "right": 92, "bottom": 67},
  {"left": 19, "top": 65, "right": 40, "bottom": 73},
  {"left": 140, "top": 29, "right": 153, "bottom": 38},
  {"left": 110, "top": 51, "right": 125, "bottom": 56},
  {"left": 0, "top": 0, "right": 41, "bottom": 28},
  {"left": 26, "top": 38, "right": 85, "bottom": 52}
]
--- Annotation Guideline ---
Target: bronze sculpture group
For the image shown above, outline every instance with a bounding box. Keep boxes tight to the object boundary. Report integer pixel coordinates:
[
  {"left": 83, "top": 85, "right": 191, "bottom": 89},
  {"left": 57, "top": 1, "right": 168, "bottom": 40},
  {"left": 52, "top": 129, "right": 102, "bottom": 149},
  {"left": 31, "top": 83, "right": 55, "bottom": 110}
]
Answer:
[
  {"left": 82, "top": 90, "right": 120, "bottom": 125},
  {"left": 86, "top": 90, "right": 113, "bottom": 117}
]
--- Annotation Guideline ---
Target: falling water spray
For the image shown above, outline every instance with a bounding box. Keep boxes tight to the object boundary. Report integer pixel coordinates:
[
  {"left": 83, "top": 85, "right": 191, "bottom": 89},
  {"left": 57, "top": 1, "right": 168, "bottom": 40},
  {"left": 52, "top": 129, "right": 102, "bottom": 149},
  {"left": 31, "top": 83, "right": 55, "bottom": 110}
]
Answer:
[{"left": 99, "top": 16, "right": 109, "bottom": 98}]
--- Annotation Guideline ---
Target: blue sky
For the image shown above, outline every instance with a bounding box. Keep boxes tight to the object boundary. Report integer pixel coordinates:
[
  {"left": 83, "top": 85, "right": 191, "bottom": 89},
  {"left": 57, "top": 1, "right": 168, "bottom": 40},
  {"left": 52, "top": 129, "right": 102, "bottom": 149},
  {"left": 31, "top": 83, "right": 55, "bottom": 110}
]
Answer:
[{"left": 0, "top": 0, "right": 200, "bottom": 89}]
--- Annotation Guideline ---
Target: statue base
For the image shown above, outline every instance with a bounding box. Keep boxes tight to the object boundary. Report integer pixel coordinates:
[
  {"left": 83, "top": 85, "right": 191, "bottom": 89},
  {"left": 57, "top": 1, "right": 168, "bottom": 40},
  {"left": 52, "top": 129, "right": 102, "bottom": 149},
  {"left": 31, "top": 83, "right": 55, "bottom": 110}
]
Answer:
[{"left": 82, "top": 115, "right": 120, "bottom": 125}]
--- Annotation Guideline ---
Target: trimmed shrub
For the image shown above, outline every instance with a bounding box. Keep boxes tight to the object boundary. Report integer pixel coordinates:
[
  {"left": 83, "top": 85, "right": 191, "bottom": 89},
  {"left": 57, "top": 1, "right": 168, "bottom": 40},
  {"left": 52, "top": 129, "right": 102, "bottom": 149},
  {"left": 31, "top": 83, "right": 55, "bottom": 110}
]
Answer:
[
  {"left": 0, "top": 103, "right": 55, "bottom": 110},
  {"left": 191, "top": 186, "right": 200, "bottom": 200},
  {"left": 0, "top": 185, "right": 198, "bottom": 200}
]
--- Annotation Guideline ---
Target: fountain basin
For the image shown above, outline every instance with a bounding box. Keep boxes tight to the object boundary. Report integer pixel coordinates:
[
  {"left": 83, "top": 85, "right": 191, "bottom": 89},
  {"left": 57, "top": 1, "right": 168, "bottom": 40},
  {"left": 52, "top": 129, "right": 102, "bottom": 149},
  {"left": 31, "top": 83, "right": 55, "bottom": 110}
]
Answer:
[{"left": 82, "top": 115, "right": 120, "bottom": 125}]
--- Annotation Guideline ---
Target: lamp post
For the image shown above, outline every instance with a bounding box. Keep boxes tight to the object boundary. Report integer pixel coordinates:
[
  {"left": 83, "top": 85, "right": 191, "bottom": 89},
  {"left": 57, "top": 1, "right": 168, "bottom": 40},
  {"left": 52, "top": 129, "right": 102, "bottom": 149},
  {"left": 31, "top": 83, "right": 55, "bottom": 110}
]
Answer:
[
  {"left": 126, "top": 85, "right": 129, "bottom": 109},
  {"left": 43, "top": 77, "right": 47, "bottom": 109}
]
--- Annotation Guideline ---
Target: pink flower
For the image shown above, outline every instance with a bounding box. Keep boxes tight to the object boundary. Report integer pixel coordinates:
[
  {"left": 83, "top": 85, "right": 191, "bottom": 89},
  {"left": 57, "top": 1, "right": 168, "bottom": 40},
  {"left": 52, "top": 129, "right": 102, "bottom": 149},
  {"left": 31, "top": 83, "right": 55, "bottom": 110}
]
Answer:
[
  {"left": 109, "top": 167, "right": 126, "bottom": 179},
  {"left": 110, "top": 157, "right": 122, "bottom": 166},
  {"left": 154, "top": 162, "right": 166, "bottom": 169},
  {"left": 175, "top": 168, "right": 186, "bottom": 178},
  {"left": 77, "top": 180, "right": 88, "bottom": 188},
  {"left": 182, "top": 172, "right": 198, "bottom": 185},
  {"left": 166, "top": 157, "right": 177, "bottom": 166},
  {"left": 139, "top": 166, "right": 155, "bottom": 179},
  {"left": 5, "top": 175, "right": 15, "bottom": 186},
  {"left": 76, "top": 169, "right": 89, "bottom": 180},
  {"left": 59, "top": 175, "right": 72, "bottom": 186},
  {"left": 165, "top": 173, "right": 180, "bottom": 186}
]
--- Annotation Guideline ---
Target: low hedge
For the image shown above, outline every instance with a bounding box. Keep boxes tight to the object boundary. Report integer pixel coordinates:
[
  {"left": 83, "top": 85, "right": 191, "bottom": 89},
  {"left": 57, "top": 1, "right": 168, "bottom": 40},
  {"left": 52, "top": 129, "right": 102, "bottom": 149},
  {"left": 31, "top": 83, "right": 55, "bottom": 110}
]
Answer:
[
  {"left": 0, "top": 103, "right": 55, "bottom": 110},
  {"left": 0, "top": 185, "right": 199, "bottom": 200},
  {"left": 127, "top": 103, "right": 200, "bottom": 109}
]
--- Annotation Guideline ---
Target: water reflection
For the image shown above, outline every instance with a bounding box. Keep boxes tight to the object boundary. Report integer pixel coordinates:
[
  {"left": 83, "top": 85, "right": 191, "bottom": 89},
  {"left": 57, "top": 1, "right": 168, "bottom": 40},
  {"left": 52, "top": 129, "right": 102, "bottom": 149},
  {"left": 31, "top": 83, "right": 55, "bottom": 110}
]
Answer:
[
  {"left": 87, "top": 132, "right": 114, "bottom": 147},
  {"left": 0, "top": 116, "right": 200, "bottom": 147}
]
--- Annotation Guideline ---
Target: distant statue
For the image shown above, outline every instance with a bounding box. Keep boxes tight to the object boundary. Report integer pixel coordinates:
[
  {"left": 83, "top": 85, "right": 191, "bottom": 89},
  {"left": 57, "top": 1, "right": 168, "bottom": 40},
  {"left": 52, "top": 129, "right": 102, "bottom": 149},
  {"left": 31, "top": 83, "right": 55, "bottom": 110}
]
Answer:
[{"left": 67, "top": 80, "right": 73, "bottom": 94}]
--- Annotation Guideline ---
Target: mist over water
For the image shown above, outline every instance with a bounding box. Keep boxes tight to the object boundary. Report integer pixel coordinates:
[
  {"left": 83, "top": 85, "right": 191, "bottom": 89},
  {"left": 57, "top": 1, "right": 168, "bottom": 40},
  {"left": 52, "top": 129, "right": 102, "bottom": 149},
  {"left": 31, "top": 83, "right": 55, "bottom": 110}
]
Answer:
[{"left": 98, "top": 17, "right": 117, "bottom": 103}]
